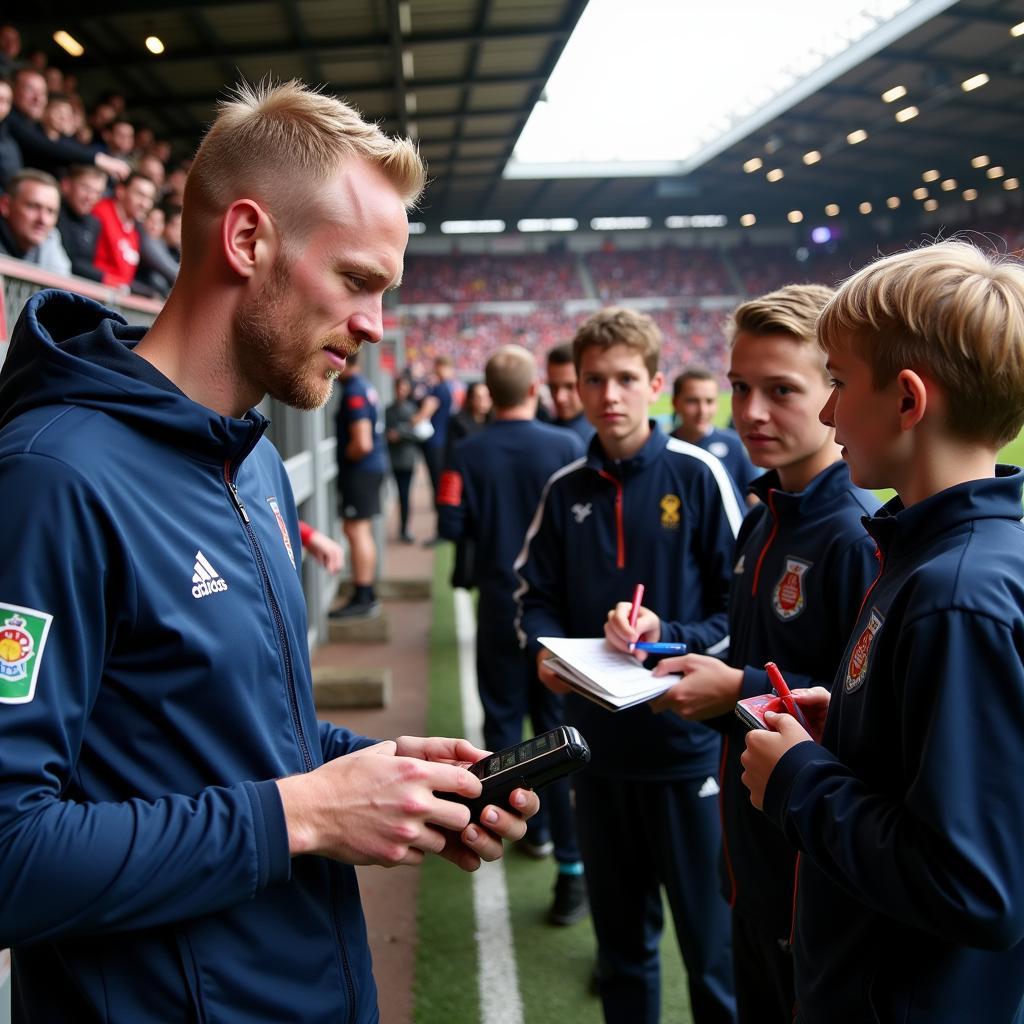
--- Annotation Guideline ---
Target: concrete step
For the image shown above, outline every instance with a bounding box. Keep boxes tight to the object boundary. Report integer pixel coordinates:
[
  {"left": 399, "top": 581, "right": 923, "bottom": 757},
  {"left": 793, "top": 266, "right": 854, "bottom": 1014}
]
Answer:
[{"left": 312, "top": 665, "right": 391, "bottom": 708}]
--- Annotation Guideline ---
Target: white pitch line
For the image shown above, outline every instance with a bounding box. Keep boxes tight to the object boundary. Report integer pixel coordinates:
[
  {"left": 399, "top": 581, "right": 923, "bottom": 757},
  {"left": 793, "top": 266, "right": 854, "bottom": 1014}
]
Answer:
[{"left": 453, "top": 587, "right": 525, "bottom": 1024}]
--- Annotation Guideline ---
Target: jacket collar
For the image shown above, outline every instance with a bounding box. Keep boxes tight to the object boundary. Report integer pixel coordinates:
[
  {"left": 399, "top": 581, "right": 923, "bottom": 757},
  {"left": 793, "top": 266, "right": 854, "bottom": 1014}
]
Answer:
[
  {"left": 585, "top": 420, "right": 667, "bottom": 475},
  {"left": 864, "top": 466, "right": 1024, "bottom": 557},
  {"left": 749, "top": 460, "right": 858, "bottom": 518}
]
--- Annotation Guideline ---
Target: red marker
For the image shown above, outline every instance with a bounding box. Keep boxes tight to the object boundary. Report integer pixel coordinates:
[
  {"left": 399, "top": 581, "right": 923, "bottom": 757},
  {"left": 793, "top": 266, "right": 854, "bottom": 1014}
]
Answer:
[
  {"left": 627, "top": 583, "right": 645, "bottom": 651},
  {"left": 764, "top": 661, "right": 809, "bottom": 729}
]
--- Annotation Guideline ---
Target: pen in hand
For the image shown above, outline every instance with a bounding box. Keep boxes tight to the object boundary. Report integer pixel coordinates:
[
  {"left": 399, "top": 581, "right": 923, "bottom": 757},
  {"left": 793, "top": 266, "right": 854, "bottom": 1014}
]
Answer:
[
  {"left": 765, "top": 661, "right": 809, "bottom": 729},
  {"left": 627, "top": 583, "right": 645, "bottom": 651}
]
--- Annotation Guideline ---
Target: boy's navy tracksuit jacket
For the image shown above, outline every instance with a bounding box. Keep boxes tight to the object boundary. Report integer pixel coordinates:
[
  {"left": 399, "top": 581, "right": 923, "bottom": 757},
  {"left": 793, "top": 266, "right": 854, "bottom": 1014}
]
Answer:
[
  {"left": 0, "top": 291, "right": 380, "bottom": 1022},
  {"left": 515, "top": 425, "right": 745, "bottom": 781},
  {"left": 715, "top": 462, "right": 878, "bottom": 941},
  {"left": 764, "top": 469, "right": 1024, "bottom": 1023}
]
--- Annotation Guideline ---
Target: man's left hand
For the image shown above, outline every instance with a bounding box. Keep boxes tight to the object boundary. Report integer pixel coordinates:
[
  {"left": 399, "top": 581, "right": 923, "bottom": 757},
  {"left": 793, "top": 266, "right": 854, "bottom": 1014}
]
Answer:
[
  {"left": 394, "top": 735, "right": 540, "bottom": 870},
  {"left": 739, "top": 712, "right": 812, "bottom": 810}
]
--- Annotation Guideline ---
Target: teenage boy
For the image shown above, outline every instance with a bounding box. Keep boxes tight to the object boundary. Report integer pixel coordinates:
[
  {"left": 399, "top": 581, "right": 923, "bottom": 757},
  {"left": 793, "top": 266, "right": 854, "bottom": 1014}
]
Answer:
[
  {"left": 439, "top": 345, "right": 587, "bottom": 924},
  {"left": 671, "top": 365, "right": 757, "bottom": 497},
  {"left": 516, "top": 307, "right": 743, "bottom": 1024},
  {"left": 607, "top": 284, "right": 879, "bottom": 1023},
  {"left": 741, "top": 241, "right": 1024, "bottom": 1023}
]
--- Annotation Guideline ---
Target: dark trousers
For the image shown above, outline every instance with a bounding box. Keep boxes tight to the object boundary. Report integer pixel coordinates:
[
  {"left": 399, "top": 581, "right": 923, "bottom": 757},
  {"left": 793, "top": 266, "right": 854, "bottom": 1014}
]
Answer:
[
  {"left": 476, "top": 596, "right": 580, "bottom": 864},
  {"left": 731, "top": 906, "right": 795, "bottom": 1024},
  {"left": 574, "top": 774, "right": 736, "bottom": 1024},
  {"left": 422, "top": 442, "right": 443, "bottom": 502},
  {"left": 392, "top": 467, "right": 413, "bottom": 534}
]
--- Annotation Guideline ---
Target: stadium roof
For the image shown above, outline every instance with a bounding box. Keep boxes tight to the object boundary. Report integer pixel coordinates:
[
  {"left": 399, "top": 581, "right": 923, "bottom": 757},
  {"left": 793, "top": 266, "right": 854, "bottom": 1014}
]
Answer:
[{"left": 13, "top": 0, "right": 1024, "bottom": 232}]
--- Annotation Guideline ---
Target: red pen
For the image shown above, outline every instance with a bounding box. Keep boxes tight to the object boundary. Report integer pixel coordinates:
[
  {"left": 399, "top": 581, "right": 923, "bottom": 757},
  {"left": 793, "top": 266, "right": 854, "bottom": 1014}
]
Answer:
[
  {"left": 627, "top": 583, "right": 645, "bottom": 651},
  {"left": 764, "top": 661, "right": 809, "bottom": 729}
]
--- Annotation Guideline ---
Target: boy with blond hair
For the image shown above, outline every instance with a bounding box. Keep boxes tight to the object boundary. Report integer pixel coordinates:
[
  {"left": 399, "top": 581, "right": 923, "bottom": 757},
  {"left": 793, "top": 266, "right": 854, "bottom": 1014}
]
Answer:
[
  {"left": 741, "top": 241, "right": 1024, "bottom": 1023},
  {"left": 516, "top": 307, "right": 743, "bottom": 1024},
  {"left": 608, "top": 283, "right": 879, "bottom": 1022}
]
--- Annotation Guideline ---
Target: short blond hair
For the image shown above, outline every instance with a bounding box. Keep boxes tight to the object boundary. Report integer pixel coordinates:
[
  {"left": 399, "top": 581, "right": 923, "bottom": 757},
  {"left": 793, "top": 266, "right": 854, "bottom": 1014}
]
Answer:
[
  {"left": 572, "top": 307, "right": 661, "bottom": 377},
  {"left": 183, "top": 78, "right": 425, "bottom": 258},
  {"left": 485, "top": 345, "right": 536, "bottom": 409},
  {"left": 818, "top": 240, "right": 1024, "bottom": 447},
  {"left": 733, "top": 283, "right": 834, "bottom": 345}
]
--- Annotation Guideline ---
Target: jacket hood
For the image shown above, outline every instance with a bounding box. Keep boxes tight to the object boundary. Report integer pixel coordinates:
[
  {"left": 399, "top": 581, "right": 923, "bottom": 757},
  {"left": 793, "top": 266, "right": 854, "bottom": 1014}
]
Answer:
[{"left": 0, "top": 289, "right": 265, "bottom": 464}]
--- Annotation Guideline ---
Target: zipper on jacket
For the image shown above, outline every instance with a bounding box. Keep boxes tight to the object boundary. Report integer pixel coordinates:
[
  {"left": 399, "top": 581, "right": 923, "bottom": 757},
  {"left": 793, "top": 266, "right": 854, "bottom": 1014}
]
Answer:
[
  {"left": 223, "top": 460, "right": 313, "bottom": 772},
  {"left": 788, "top": 852, "right": 801, "bottom": 948},
  {"left": 328, "top": 866, "right": 358, "bottom": 1024},
  {"left": 597, "top": 469, "right": 626, "bottom": 569},
  {"left": 854, "top": 545, "right": 884, "bottom": 623},
  {"left": 750, "top": 490, "right": 779, "bottom": 595}
]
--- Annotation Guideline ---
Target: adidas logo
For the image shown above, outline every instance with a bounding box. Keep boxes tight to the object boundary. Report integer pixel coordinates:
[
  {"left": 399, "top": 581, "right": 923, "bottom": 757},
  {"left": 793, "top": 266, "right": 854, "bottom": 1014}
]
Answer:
[
  {"left": 191, "top": 551, "right": 229, "bottom": 599},
  {"left": 697, "top": 776, "right": 720, "bottom": 798}
]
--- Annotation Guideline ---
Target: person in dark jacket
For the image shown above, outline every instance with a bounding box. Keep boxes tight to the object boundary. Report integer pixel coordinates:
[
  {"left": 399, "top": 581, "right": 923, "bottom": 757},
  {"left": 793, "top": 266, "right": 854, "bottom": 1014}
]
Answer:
[
  {"left": 0, "top": 74, "right": 21, "bottom": 190},
  {"left": 516, "top": 307, "right": 743, "bottom": 1024},
  {"left": 741, "top": 241, "right": 1024, "bottom": 1024},
  {"left": 0, "top": 78, "right": 537, "bottom": 1024},
  {"left": 439, "top": 345, "right": 588, "bottom": 924},
  {"left": 608, "top": 285, "right": 878, "bottom": 1023},
  {"left": 384, "top": 373, "right": 421, "bottom": 543},
  {"left": 57, "top": 162, "right": 106, "bottom": 281}
]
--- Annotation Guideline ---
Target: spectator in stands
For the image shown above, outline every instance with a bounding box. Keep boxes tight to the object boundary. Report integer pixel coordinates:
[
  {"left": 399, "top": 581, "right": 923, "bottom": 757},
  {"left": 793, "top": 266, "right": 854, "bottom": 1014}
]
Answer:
[
  {"left": 57, "top": 163, "right": 106, "bottom": 281},
  {"left": 43, "top": 65, "right": 64, "bottom": 95},
  {"left": 134, "top": 124, "right": 155, "bottom": 156},
  {"left": 138, "top": 153, "right": 166, "bottom": 192},
  {"left": 41, "top": 92, "right": 76, "bottom": 145},
  {"left": 165, "top": 162, "right": 188, "bottom": 202},
  {"left": 91, "top": 171, "right": 158, "bottom": 289},
  {"left": 101, "top": 116, "right": 134, "bottom": 160},
  {"left": 0, "top": 23, "right": 21, "bottom": 78},
  {"left": 8, "top": 69, "right": 130, "bottom": 183},
  {"left": 385, "top": 374, "right": 421, "bottom": 544},
  {"left": 0, "top": 73, "right": 18, "bottom": 190},
  {"left": 546, "top": 342, "right": 596, "bottom": 443},
  {"left": 332, "top": 350, "right": 388, "bottom": 620},
  {"left": 671, "top": 366, "right": 758, "bottom": 500},
  {"left": 87, "top": 99, "right": 116, "bottom": 139},
  {"left": 0, "top": 167, "right": 71, "bottom": 275},
  {"left": 135, "top": 202, "right": 179, "bottom": 297}
]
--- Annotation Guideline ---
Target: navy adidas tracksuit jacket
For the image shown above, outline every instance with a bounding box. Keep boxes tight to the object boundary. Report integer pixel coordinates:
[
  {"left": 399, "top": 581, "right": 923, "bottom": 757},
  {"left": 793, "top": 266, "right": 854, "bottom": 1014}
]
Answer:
[
  {"left": 717, "top": 462, "right": 878, "bottom": 942},
  {"left": 764, "top": 468, "right": 1024, "bottom": 1024},
  {"left": 0, "top": 291, "right": 379, "bottom": 1022},
  {"left": 515, "top": 423, "right": 744, "bottom": 780}
]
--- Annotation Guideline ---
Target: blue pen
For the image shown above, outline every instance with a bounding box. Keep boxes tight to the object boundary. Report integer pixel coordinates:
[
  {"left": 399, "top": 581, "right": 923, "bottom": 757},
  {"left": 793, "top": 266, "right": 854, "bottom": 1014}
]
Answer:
[{"left": 632, "top": 642, "right": 688, "bottom": 655}]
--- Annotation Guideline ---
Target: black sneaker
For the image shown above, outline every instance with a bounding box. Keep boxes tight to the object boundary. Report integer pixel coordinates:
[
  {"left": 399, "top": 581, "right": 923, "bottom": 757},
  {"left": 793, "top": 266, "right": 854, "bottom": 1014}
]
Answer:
[
  {"left": 547, "top": 872, "right": 589, "bottom": 926},
  {"left": 329, "top": 596, "right": 382, "bottom": 620}
]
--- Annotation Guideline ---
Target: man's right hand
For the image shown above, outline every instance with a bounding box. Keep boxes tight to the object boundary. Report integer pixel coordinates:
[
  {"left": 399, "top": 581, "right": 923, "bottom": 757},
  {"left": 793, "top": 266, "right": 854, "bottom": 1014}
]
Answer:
[
  {"left": 276, "top": 741, "right": 482, "bottom": 865},
  {"left": 536, "top": 649, "right": 571, "bottom": 694}
]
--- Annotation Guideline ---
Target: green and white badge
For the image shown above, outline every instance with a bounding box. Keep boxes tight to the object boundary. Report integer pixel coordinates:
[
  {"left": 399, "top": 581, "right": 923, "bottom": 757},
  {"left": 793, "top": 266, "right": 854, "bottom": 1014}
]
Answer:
[{"left": 0, "top": 604, "right": 53, "bottom": 704}]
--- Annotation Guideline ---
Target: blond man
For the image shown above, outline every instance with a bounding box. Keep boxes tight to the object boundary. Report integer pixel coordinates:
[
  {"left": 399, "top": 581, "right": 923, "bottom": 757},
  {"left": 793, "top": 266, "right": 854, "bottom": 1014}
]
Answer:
[
  {"left": 0, "top": 80, "right": 537, "bottom": 1022},
  {"left": 742, "top": 242, "right": 1024, "bottom": 1024}
]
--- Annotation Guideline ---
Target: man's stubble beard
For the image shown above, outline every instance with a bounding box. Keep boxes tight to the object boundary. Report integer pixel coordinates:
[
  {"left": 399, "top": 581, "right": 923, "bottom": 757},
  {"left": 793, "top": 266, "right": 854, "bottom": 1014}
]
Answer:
[{"left": 233, "top": 264, "right": 360, "bottom": 411}]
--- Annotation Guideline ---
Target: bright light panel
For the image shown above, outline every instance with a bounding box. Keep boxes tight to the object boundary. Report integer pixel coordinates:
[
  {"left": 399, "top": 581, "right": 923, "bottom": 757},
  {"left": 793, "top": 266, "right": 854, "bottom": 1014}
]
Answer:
[
  {"left": 859, "top": 201, "right": 872, "bottom": 214},
  {"left": 922, "top": 169, "right": 940, "bottom": 182},
  {"left": 803, "top": 150, "right": 822, "bottom": 165},
  {"left": 881, "top": 84, "right": 906, "bottom": 103},
  {"left": 923, "top": 198, "right": 938, "bottom": 211},
  {"left": 1004, "top": 178, "right": 1020, "bottom": 190},
  {"left": 408, "top": 222, "right": 427, "bottom": 234},
  {"left": 987, "top": 166, "right": 1005, "bottom": 179},
  {"left": 941, "top": 178, "right": 957, "bottom": 191},
  {"left": 740, "top": 213, "right": 757, "bottom": 227},
  {"left": 787, "top": 210, "right": 804, "bottom": 223},
  {"left": 825, "top": 203, "right": 840, "bottom": 216},
  {"left": 962, "top": 189, "right": 978, "bottom": 201},
  {"left": 518, "top": 218, "right": 579, "bottom": 232},
  {"left": 961, "top": 73, "right": 989, "bottom": 92},
  {"left": 886, "top": 196, "right": 900, "bottom": 209},
  {"left": 145, "top": 36, "right": 164, "bottom": 54},
  {"left": 743, "top": 157, "right": 763, "bottom": 173},
  {"left": 665, "top": 215, "right": 728, "bottom": 228},
  {"left": 913, "top": 187, "right": 929, "bottom": 200},
  {"left": 766, "top": 168, "right": 784, "bottom": 182},
  {"left": 52, "top": 30, "right": 84, "bottom": 57},
  {"left": 847, "top": 129, "right": 868, "bottom": 145},
  {"left": 440, "top": 220, "right": 505, "bottom": 234},
  {"left": 971, "top": 154, "right": 990, "bottom": 169},
  {"left": 895, "top": 105, "right": 918, "bottom": 122},
  {"left": 590, "top": 216, "right": 651, "bottom": 230}
]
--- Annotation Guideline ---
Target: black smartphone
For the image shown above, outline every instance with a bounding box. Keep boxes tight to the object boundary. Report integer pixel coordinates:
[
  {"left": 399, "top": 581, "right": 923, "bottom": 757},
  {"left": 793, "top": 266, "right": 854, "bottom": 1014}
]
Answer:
[{"left": 441, "top": 726, "right": 590, "bottom": 822}]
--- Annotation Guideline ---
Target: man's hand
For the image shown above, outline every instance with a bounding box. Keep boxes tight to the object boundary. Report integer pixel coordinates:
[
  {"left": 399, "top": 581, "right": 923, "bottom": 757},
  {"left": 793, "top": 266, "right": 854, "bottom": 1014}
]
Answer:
[
  {"left": 394, "top": 736, "right": 540, "bottom": 870},
  {"left": 740, "top": 712, "right": 812, "bottom": 810},
  {"left": 537, "top": 649, "right": 571, "bottom": 694},
  {"left": 648, "top": 653, "right": 744, "bottom": 719},
  {"left": 276, "top": 740, "right": 483, "bottom": 866},
  {"left": 95, "top": 152, "right": 130, "bottom": 181},
  {"left": 604, "top": 602, "right": 661, "bottom": 660}
]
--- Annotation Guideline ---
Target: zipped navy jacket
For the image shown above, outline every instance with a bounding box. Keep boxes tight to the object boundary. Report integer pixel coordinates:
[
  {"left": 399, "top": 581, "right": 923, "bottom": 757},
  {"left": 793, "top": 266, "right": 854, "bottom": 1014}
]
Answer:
[
  {"left": 764, "top": 468, "right": 1024, "bottom": 1024},
  {"left": 715, "top": 461, "right": 877, "bottom": 937},
  {"left": 0, "top": 291, "right": 380, "bottom": 1023},
  {"left": 514, "top": 425, "right": 744, "bottom": 779}
]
